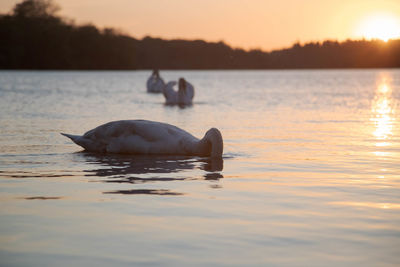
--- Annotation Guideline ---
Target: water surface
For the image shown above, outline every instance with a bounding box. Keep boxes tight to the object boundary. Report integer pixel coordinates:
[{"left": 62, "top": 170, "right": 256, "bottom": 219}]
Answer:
[{"left": 0, "top": 70, "right": 400, "bottom": 266}]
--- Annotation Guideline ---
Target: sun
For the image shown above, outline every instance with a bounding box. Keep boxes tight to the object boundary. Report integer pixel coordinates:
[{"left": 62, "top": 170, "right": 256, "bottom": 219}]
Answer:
[{"left": 355, "top": 13, "right": 400, "bottom": 42}]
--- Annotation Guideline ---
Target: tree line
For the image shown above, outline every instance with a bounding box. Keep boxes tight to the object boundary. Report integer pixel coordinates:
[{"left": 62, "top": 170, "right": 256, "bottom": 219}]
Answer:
[{"left": 1, "top": 0, "right": 399, "bottom": 70}]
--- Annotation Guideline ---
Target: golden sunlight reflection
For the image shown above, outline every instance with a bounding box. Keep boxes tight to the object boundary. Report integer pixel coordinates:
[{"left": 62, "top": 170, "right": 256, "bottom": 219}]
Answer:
[
  {"left": 331, "top": 201, "right": 400, "bottom": 209},
  {"left": 373, "top": 151, "right": 390, "bottom": 157},
  {"left": 371, "top": 77, "right": 395, "bottom": 142},
  {"left": 369, "top": 74, "right": 400, "bottom": 182}
]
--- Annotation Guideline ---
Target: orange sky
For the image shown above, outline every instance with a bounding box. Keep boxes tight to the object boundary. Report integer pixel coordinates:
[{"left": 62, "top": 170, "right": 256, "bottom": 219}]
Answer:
[{"left": 1, "top": 0, "right": 400, "bottom": 51}]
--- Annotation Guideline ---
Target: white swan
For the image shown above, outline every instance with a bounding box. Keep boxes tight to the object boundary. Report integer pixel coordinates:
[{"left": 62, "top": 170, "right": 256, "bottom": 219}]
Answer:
[
  {"left": 163, "top": 78, "right": 194, "bottom": 105},
  {"left": 61, "top": 120, "right": 223, "bottom": 158},
  {"left": 146, "top": 70, "right": 165, "bottom": 93}
]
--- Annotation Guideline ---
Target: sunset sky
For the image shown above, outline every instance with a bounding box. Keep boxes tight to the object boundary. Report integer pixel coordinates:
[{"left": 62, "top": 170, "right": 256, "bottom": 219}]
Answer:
[{"left": 1, "top": 0, "right": 400, "bottom": 51}]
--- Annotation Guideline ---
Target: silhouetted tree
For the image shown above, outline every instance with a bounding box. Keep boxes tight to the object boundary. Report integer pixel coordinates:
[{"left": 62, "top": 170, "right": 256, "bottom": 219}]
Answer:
[
  {"left": 0, "top": 0, "right": 399, "bottom": 69},
  {"left": 13, "top": 0, "right": 60, "bottom": 18}
]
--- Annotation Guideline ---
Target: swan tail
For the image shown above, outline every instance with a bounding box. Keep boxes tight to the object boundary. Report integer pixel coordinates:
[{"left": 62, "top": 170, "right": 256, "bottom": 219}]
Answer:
[
  {"left": 61, "top": 133, "right": 80, "bottom": 141},
  {"left": 61, "top": 133, "right": 104, "bottom": 152},
  {"left": 61, "top": 132, "right": 86, "bottom": 147}
]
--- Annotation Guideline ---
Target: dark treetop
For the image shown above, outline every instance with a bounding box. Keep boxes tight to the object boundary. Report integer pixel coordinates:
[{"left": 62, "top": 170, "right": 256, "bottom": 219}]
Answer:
[{"left": 1, "top": 0, "right": 400, "bottom": 70}]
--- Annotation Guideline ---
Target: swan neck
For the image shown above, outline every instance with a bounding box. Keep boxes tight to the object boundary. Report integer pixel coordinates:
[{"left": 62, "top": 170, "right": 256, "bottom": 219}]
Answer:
[{"left": 202, "top": 128, "right": 223, "bottom": 158}]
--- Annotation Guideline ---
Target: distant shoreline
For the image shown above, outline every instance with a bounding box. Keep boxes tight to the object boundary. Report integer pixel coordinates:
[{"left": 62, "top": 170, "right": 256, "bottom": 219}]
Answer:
[
  {"left": 1, "top": 67, "right": 399, "bottom": 71},
  {"left": 2, "top": 0, "right": 400, "bottom": 70}
]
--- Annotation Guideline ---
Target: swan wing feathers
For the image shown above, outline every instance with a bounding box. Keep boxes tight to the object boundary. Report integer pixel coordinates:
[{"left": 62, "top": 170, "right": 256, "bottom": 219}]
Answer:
[
  {"left": 163, "top": 81, "right": 178, "bottom": 103},
  {"left": 147, "top": 77, "right": 165, "bottom": 93},
  {"left": 186, "top": 82, "right": 195, "bottom": 100},
  {"left": 80, "top": 120, "right": 198, "bottom": 154},
  {"left": 177, "top": 82, "right": 194, "bottom": 104}
]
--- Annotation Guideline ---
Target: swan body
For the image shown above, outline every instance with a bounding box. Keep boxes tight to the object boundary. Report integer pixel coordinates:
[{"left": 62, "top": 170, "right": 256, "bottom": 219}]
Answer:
[
  {"left": 163, "top": 81, "right": 179, "bottom": 104},
  {"left": 163, "top": 79, "right": 194, "bottom": 105},
  {"left": 147, "top": 75, "right": 165, "bottom": 93},
  {"left": 61, "top": 120, "right": 223, "bottom": 157}
]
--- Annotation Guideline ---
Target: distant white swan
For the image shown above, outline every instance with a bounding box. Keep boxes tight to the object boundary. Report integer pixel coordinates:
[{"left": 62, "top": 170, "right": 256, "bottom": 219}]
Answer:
[
  {"left": 163, "top": 78, "right": 194, "bottom": 105},
  {"left": 147, "top": 69, "right": 165, "bottom": 93},
  {"left": 61, "top": 120, "right": 223, "bottom": 158}
]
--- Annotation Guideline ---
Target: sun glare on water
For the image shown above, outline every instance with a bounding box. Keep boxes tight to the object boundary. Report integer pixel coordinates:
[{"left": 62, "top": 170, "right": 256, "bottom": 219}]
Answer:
[{"left": 355, "top": 14, "right": 400, "bottom": 42}]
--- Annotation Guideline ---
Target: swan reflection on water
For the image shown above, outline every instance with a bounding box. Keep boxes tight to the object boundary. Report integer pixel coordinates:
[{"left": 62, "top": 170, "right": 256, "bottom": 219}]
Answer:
[
  {"left": 76, "top": 152, "right": 224, "bottom": 195},
  {"left": 105, "top": 189, "right": 185, "bottom": 196}
]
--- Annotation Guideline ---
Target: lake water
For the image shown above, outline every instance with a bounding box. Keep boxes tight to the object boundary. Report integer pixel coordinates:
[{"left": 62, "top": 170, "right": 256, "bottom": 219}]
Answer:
[{"left": 0, "top": 69, "right": 399, "bottom": 266}]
